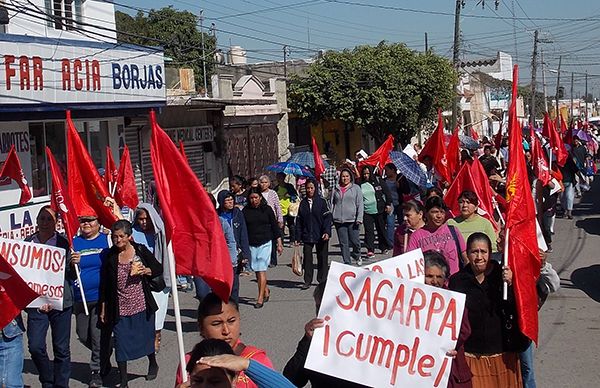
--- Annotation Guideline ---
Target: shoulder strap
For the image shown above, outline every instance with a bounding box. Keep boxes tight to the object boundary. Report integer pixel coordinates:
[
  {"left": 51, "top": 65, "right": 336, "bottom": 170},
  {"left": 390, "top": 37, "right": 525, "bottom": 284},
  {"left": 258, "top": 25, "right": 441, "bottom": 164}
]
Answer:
[{"left": 448, "top": 225, "right": 464, "bottom": 270}]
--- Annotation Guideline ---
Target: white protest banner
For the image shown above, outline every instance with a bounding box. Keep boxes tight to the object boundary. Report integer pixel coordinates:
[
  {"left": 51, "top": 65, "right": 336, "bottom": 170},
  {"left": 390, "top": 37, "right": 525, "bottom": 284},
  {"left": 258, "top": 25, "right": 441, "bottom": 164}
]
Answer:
[
  {"left": 306, "top": 262, "right": 465, "bottom": 388},
  {"left": 363, "top": 248, "right": 425, "bottom": 283},
  {"left": 0, "top": 237, "right": 66, "bottom": 310}
]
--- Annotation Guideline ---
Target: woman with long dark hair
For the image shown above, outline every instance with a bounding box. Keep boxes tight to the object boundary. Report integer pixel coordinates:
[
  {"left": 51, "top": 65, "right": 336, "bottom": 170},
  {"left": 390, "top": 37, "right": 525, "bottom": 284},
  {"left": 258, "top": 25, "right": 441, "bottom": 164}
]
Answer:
[{"left": 243, "top": 188, "right": 283, "bottom": 308}]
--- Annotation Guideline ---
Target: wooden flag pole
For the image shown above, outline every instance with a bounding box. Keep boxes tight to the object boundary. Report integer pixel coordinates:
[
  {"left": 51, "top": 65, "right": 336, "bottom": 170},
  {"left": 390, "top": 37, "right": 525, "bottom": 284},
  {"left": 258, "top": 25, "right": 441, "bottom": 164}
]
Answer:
[
  {"left": 503, "top": 228, "right": 510, "bottom": 300},
  {"left": 167, "top": 242, "right": 188, "bottom": 383}
]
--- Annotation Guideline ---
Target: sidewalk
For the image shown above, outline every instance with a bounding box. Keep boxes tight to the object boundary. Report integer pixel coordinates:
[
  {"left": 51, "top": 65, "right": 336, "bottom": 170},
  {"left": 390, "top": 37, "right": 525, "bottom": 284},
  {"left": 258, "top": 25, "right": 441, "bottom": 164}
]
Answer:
[{"left": 535, "top": 177, "right": 600, "bottom": 386}]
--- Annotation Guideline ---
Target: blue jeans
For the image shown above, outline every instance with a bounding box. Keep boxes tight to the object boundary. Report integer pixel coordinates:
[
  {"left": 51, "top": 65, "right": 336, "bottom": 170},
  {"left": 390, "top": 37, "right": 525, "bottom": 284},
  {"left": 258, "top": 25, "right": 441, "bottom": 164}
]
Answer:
[
  {"left": 385, "top": 209, "right": 396, "bottom": 248},
  {"left": 335, "top": 222, "right": 361, "bottom": 264},
  {"left": 562, "top": 182, "right": 575, "bottom": 211},
  {"left": 0, "top": 330, "right": 24, "bottom": 388},
  {"left": 26, "top": 307, "right": 72, "bottom": 388},
  {"left": 519, "top": 340, "right": 536, "bottom": 388}
]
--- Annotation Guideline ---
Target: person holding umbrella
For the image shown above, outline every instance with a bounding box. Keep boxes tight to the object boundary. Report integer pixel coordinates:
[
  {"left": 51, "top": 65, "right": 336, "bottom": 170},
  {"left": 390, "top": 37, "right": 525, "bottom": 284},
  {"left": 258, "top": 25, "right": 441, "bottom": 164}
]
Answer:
[{"left": 294, "top": 178, "right": 333, "bottom": 290}]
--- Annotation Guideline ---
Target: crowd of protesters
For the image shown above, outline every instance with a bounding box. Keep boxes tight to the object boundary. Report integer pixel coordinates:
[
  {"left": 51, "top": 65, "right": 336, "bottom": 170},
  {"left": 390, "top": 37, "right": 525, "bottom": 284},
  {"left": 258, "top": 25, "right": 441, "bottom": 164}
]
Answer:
[{"left": 2, "top": 121, "right": 596, "bottom": 388}]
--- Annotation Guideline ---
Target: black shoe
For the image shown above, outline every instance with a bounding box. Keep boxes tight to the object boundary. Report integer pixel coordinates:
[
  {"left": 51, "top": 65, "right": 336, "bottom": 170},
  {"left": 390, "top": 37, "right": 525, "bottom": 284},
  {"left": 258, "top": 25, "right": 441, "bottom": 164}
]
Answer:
[
  {"left": 89, "top": 371, "right": 102, "bottom": 388},
  {"left": 146, "top": 363, "right": 159, "bottom": 381},
  {"left": 300, "top": 283, "right": 311, "bottom": 290},
  {"left": 254, "top": 302, "right": 264, "bottom": 309}
]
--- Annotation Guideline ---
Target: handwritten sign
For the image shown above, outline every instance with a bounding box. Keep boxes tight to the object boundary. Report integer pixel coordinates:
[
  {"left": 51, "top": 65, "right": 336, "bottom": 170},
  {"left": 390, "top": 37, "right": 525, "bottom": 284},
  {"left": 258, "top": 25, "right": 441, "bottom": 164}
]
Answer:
[
  {"left": 0, "top": 237, "right": 66, "bottom": 310},
  {"left": 305, "top": 262, "right": 465, "bottom": 388},
  {"left": 363, "top": 248, "right": 425, "bottom": 283}
]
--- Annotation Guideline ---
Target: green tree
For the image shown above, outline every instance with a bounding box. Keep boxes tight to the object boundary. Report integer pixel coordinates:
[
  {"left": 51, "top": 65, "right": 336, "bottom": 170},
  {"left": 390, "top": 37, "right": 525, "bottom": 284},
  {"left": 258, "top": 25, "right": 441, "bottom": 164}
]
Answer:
[
  {"left": 115, "top": 8, "right": 216, "bottom": 91},
  {"left": 288, "top": 42, "right": 457, "bottom": 144},
  {"left": 518, "top": 85, "right": 546, "bottom": 120}
]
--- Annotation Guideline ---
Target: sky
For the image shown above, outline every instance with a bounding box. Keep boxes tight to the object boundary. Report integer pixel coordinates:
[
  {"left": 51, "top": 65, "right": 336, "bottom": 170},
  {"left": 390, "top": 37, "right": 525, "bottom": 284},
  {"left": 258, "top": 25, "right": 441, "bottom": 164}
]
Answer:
[{"left": 121, "top": 0, "right": 600, "bottom": 97}]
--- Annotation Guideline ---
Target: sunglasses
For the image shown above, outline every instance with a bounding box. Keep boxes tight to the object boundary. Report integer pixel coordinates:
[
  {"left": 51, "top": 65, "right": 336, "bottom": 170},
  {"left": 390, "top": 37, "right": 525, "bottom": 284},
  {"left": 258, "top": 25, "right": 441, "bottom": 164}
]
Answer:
[{"left": 79, "top": 218, "right": 98, "bottom": 224}]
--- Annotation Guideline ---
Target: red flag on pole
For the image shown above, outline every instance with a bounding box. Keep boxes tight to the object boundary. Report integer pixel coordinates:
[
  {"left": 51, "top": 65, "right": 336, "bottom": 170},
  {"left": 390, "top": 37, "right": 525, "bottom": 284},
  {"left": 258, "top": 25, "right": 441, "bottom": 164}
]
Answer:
[
  {"left": 446, "top": 125, "right": 461, "bottom": 178},
  {"left": 311, "top": 136, "right": 326, "bottom": 180},
  {"left": 66, "top": 111, "right": 117, "bottom": 227},
  {"left": 178, "top": 140, "right": 189, "bottom": 164},
  {"left": 418, "top": 109, "right": 450, "bottom": 183},
  {"left": 105, "top": 147, "right": 118, "bottom": 196},
  {"left": 47, "top": 147, "right": 79, "bottom": 245},
  {"left": 494, "top": 123, "right": 504, "bottom": 150},
  {"left": 358, "top": 134, "right": 394, "bottom": 172},
  {"left": 530, "top": 130, "right": 551, "bottom": 186},
  {"left": 149, "top": 110, "right": 232, "bottom": 301},
  {"left": 506, "top": 64, "right": 540, "bottom": 345},
  {"left": 0, "top": 145, "right": 32, "bottom": 205},
  {"left": 443, "top": 159, "right": 499, "bottom": 231},
  {"left": 114, "top": 145, "right": 139, "bottom": 209},
  {"left": 470, "top": 127, "right": 480, "bottom": 141},
  {"left": 0, "top": 253, "right": 40, "bottom": 328},
  {"left": 542, "top": 113, "right": 568, "bottom": 167}
]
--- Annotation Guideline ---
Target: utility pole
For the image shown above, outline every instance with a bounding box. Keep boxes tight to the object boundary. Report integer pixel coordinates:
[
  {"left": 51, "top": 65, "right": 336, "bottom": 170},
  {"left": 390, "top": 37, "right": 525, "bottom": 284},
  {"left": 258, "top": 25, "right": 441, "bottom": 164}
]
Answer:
[
  {"left": 200, "top": 9, "right": 208, "bottom": 98},
  {"left": 452, "top": 0, "right": 462, "bottom": 131},
  {"left": 542, "top": 49, "right": 548, "bottom": 113},
  {"left": 283, "top": 45, "right": 288, "bottom": 78},
  {"left": 570, "top": 72, "right": 574, "bottom": 120},
  {"left": 585, "top": 71, "right": 589, "bottom": 121},
  {"left": 425, "top": 32, "right": 428, "bottom": 52},
  {"left": 530, "top": 30, "right": 539, "bottom": 127},
  {"left": 555, "top": 55, "right": 562, "bottom": 120}
]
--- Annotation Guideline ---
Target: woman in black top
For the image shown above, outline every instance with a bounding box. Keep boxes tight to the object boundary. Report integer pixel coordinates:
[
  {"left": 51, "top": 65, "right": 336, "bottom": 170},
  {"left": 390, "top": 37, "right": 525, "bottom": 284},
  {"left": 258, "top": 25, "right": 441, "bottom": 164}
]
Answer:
[
  {"left": 448, "top": 232, "right": 522, "bottom": 388},
  {"left": 294, "top": 179, "right": 333, "bottom": 289},
  {"left": 358, "top": 165, "right": 393, "bottom": 256},
  {"left": 242, "top": 188, "right": 283, "bottom": 308}
]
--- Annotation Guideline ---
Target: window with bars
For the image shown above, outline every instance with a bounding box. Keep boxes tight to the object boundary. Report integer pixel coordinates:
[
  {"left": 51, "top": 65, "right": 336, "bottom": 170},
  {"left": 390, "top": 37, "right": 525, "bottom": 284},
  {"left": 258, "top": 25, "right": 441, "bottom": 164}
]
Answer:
[{"left": 45, "top": 0, "right": 82, "bottom": 31}]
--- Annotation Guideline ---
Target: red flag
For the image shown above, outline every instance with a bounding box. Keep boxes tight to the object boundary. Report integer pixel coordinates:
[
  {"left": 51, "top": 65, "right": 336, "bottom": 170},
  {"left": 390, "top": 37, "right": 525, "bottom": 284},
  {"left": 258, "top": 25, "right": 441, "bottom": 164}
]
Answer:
[
  {"left": 311, "top": 136, "right": 326, "bottom": 180},
  {"left": 105, "top": 147, "right": 118, "bottom": 195},
  {"left": 149, "top": 110, "right": 232, "bottom": 301},
  {"left": 179, "top": 141, "right": 189, "bottom": 164},
  {"left": 418, "top": 109, "right": 450, "bottom": 183},
  {"left": 443, "top": 160, "right": 499, "bottom": 231},
  {"left": 530, "top": 130, "right": 551, "bottom": 186},
  {"left": 114, "top": 145, "right": 139, "bottom": 209},
  {"left": 561, "top": 115, "right": 573, "bottom": 146},
  {"left": 358, "top": 134, "right": 394, "bottom": 173},
  {"left": 0, "top": 253, "right": 40, "bottom": 328},
  {"left": 559, "top": 114, "right": 568, "bottom": 134},
  {"left": 542, "top": 113, "right": 568, "bottom": 167},
  {"left": 47, "top": 147, "right": 79, "bottom": 245},
  {"left": 446, "top": 125, "right": 461, "bottom": 178},
  {"left": 66, "top": 111, "right": 117, "bottom": 227},
  {"left": 506, "top": 64, "right": 540, "bottom": 345},
  {"left": 494, "top": 123, "right": 504, "bottom": 150},
  {"left": 470, "top": 127, "right": 480, "bottom": 141},
  {"left": 0, "top": 145, "right": 32, "bottom": 205}
]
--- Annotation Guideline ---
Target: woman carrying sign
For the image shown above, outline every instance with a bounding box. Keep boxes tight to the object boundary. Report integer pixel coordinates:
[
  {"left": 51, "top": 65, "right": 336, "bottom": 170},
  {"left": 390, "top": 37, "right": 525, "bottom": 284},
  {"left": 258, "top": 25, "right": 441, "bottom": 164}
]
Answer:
[
  {"left": 449, "top": 232, "right": 524, "bottom": 388},
  {"left": 25, "top": 205, "right": 74, "bottom": 388}
]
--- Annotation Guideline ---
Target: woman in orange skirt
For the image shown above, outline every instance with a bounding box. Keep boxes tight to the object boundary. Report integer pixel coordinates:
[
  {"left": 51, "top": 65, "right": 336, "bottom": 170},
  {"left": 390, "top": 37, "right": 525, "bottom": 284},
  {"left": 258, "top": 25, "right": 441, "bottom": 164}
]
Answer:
[{"left": 449, "top": 232, "right": 523, "bottom": 388}]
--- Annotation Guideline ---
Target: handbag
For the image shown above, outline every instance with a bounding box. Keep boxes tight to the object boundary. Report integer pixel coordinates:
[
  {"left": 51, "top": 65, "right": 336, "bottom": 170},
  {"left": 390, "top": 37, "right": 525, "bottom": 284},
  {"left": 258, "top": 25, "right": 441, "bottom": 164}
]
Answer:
[
  {"left": 291, "top": 245, "right": 303, "bottom": 276},
  {"left": 288, "top": 201, "right": 300, "bottom": 217}
]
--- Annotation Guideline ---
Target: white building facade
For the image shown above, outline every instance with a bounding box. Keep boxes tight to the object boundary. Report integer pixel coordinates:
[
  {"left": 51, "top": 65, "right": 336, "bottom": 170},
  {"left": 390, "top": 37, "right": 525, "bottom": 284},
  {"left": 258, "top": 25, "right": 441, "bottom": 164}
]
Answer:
[{"left": 0, "top": 1, "right": 165, "bottom": 238}]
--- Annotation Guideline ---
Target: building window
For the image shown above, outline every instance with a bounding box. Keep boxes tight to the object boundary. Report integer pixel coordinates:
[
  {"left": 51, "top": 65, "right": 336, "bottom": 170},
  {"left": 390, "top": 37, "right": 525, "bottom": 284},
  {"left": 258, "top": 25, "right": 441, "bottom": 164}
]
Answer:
[
  {"left": 46, "top": 0, "right": 82, "bottom": 31},
  {"left": 28, "top": 120, "right": 105, "bottom": 198}
]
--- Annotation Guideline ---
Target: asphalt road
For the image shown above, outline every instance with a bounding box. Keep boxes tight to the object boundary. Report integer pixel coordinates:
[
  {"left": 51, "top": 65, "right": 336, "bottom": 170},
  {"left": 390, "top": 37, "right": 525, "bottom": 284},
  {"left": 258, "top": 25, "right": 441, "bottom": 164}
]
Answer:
[{"left": 21, "top": 180, "right": 600, "bottom": 387}]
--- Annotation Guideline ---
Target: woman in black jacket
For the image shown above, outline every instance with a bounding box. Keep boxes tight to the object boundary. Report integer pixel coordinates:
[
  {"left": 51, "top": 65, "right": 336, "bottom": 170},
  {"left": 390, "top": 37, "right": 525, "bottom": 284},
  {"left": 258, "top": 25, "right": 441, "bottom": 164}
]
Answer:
[
  {"left": 243, "top": 188, "right": 283, "bottom": 309},
  {"left": 448, "top": 232, "right": 523, "bottom": 388},
  {"left": 99, "top": 220, "right": 163, "bottom": 387},
  {"left": 359, "top": 165, "right": 393, "bottom": 256},
  {"left": 294, "top": 179, "right": 333, "bottom": 290}
]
